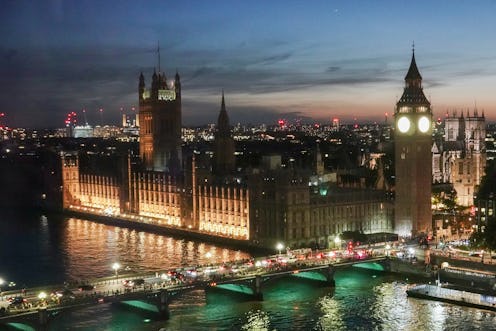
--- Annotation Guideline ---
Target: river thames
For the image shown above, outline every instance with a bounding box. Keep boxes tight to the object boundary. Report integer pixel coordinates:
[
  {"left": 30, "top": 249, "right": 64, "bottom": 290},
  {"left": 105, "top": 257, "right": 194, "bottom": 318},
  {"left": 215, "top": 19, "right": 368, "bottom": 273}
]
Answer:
[{"left": 1, "top": 209, "right": 496, "bottom": 331}]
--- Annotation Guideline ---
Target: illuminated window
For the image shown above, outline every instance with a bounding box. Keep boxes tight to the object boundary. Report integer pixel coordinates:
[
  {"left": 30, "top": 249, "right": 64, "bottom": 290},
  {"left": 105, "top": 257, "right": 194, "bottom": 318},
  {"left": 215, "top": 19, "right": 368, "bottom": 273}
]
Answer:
[{"left": 158, "top": 90, "right": 176, "bottom": 101}]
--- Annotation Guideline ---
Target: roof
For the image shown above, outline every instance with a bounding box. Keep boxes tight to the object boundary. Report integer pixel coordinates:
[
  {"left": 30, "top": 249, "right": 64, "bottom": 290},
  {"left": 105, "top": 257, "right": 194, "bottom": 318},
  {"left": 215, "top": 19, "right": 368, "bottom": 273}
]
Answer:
[{"left": 405, "top": 52, "right": 422, "bottom": 81}]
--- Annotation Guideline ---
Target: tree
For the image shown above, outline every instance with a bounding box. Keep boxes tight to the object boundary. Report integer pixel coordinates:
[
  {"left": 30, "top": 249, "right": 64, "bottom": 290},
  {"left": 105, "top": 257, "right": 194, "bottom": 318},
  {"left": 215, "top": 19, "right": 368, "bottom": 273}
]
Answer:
[
  {"left": 477, "top": 160, "right": 496, "bottom": 198},
  {"left": 469, "top": 230, "right": 486, "bottom": 249},
  {"left": 484, "top": 216, "right": 496, "bottom": 252}
]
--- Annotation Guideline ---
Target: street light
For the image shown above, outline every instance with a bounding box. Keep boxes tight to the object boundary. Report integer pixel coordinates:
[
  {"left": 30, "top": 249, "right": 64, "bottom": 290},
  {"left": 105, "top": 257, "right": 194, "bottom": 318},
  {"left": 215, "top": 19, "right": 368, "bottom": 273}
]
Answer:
[
  {"left": 385, "top": 244, "right": 391, "bottom": 257},
  {"left": 276, "top": 243, "right": 284, "bottom": 255},
  {"left": 112, "top": 262, "right": 121, "bottom": 278},
  {"left": 205, "top": 252, "right": 212, "bottom": 259},
  {"left": 38, "top": 291, "right": 47, "bottom": 305}
]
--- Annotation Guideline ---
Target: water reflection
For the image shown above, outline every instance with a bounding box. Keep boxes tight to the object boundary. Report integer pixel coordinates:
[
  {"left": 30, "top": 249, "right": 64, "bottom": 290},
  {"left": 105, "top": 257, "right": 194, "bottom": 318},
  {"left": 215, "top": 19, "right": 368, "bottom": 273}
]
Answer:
[
  {"left": 62, "top": 217, "right": 251, "bottom": 281},
  {"left": 241, "top": 310, "right": 273, "bottom": 331},
  {"left": 316, "top": 294, "right": 346, "bottom": 330}
]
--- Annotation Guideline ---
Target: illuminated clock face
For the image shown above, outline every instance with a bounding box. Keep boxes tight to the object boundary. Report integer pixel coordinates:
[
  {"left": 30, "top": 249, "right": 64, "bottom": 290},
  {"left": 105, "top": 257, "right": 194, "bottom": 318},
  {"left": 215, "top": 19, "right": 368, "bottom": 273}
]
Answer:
[
  {"left": 418, "top": 116, "right": 430, "bottom": 133},
  {"left": 397, "top": 116, "right": 410, "bottom": 133}
]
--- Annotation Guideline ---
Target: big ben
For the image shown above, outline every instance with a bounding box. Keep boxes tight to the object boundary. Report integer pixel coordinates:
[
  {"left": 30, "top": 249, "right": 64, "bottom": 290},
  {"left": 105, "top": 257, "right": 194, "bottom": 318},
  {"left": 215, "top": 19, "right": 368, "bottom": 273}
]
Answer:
[{"left": 394, "top": 50, "right": 432, "bottom": 237}]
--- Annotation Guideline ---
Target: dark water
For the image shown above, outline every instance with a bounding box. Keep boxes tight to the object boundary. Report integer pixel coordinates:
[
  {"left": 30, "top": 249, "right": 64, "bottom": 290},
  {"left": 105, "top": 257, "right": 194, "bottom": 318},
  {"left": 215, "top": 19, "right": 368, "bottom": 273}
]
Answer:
[{"left": 1, "top": 210, "right": 496, "bottom": 331}]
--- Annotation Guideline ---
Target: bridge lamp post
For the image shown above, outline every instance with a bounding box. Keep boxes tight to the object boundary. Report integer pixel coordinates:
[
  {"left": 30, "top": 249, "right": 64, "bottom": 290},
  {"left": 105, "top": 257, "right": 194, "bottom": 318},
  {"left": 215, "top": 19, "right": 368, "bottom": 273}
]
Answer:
[
  {"left": 385, "top": 244, "right": 391, "bottom": 257},
  {"left": 38, "top": 291, "right": 47, "bottom": 305},
  {"left": 276, "top": 243, "right": 284, "bottom": 256},
  {"left": 112, "top": 262, "right": 121, "bottom": 279}
]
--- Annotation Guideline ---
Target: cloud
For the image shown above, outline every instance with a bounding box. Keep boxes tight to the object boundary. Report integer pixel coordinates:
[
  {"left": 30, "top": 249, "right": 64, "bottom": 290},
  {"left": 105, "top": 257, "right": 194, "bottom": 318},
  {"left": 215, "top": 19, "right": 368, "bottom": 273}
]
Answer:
[
  {"left": 0, "top": 42, "right": 447, "bottom": 127},
  {"left": 259, "top": 52, "right": 293, "bottom": 65}
]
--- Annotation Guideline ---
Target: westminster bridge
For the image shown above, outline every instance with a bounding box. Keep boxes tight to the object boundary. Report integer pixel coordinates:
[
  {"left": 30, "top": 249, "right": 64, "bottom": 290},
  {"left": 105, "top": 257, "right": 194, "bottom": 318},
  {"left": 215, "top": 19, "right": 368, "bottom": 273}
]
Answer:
[{"left": 0, "top": 254, "right": 390, "bottom": 330}]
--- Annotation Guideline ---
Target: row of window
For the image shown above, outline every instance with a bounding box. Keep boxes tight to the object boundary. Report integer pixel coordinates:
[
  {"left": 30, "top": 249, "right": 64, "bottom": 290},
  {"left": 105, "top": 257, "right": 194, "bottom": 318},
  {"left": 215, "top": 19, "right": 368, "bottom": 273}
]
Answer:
[
  {"left": 199, "top": 195, "right": 247, "bottom": 213},
  {"left": 80, "top": 183, "right": 118, "bottom": 199},
  {"left": 137, "top": 190, "right": 179, "bottom": 205},
  {"left": 200, "top": 212, "right": 247, "bottom": 227}
]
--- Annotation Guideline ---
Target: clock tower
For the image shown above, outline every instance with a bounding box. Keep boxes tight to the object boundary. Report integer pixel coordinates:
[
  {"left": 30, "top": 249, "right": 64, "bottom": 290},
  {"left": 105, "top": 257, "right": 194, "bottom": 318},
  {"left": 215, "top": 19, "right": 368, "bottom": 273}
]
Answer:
[{"left": 394, "top": 50, "right": 432, "bottom": 237}]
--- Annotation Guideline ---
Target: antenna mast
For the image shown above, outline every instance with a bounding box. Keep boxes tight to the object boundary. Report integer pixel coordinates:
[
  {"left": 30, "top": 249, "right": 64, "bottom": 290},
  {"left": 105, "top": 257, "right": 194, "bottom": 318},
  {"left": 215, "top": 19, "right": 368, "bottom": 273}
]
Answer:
[{"left": 157, "top": 41, "right": 161, "bottom": 73}]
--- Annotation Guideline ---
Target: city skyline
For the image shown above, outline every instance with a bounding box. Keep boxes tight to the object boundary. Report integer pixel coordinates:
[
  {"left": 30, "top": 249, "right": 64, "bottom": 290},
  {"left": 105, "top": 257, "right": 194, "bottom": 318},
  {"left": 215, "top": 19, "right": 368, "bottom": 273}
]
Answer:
[{"left": 2, "top": 1, "right": 496, "bottom": 128}]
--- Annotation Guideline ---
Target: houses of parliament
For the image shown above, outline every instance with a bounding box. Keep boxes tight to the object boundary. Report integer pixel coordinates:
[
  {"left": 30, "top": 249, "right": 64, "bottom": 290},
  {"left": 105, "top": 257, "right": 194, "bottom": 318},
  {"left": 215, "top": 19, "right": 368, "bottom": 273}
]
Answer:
[{"left": 63, "top": 55, "right": 456, "bottom": 249}]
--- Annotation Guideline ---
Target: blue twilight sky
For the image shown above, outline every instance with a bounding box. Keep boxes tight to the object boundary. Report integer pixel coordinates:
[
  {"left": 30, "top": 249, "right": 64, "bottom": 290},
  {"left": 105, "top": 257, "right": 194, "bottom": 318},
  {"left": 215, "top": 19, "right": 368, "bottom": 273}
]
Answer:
[{"left": 1, "top": 0, "right": 496, "bottom": 128}]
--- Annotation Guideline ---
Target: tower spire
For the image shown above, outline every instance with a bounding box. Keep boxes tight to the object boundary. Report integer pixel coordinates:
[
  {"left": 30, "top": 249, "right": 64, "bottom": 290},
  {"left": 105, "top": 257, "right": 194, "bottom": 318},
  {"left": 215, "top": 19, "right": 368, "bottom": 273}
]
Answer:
[
  {"left": 214, "top": 90, "right": 235, "bottom": 175},
  {"left": 217, "top": 90, "right": 230, "bottom": 136},
  {"left": 398, "top": 48, "right": 429, "bottom": 105},
  {"left": 405, "top": 47, "right": 422, "bottom": 81},
  {"left": 221, "top": 89, "right": 226, "bottom": 112}
]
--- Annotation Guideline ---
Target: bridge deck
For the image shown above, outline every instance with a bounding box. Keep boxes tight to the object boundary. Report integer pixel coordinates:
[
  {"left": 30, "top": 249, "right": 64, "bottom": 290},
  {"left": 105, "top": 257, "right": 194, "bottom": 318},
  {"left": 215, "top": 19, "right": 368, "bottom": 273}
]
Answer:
[{"left": 0, "top": 255, "right": 387, "bottom": 323}]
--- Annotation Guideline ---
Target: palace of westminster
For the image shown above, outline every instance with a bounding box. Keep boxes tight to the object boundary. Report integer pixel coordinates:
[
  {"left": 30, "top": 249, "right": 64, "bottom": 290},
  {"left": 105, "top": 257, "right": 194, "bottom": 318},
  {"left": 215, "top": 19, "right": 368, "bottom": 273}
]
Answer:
[{"left": 61, "top": 51, "right": 487, "bottom": 249}]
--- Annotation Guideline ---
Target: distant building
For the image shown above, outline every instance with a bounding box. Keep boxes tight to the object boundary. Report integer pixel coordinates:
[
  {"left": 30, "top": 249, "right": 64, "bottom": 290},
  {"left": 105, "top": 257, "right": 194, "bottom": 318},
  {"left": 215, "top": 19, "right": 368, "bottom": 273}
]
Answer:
[
  {"left": 73, "top": 125, "right": 93, "bottom": 138},
  {"left": 432, "top": 110, "right": 486, "bottom": 206},
  {"left": 122, "top": 113, "right": 139, "bottom": 128}
]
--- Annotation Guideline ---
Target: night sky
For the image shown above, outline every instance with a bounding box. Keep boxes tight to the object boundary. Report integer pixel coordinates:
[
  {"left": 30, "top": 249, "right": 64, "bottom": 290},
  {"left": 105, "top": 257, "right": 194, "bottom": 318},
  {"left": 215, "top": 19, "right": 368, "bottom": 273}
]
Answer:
[{"left": 2, "top": 1, "right": 496, "bottom": 128}]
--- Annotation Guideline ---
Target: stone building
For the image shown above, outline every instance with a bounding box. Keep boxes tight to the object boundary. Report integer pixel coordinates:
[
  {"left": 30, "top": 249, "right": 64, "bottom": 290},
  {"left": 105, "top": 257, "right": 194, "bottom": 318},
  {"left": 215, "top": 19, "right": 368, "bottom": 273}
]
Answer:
[{"left": 432, "top": 110, "right": 486, "bottom": 206}]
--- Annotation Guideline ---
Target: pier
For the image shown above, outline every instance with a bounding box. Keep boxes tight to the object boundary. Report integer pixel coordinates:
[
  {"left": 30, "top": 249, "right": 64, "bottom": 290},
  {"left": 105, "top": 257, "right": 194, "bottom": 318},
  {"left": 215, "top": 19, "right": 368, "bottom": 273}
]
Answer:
[{"left": 407, "top": 284, "right": 496, "bottom": 311}]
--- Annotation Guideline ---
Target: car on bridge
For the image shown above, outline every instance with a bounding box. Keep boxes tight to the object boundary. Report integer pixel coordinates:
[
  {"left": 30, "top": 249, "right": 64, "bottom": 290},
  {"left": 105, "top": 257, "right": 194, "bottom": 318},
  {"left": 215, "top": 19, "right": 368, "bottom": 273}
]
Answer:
[
  {"left": 6, "top": 296, "right": 28, "bottom": 309},
  {"left": 7, "top": 296, "right": 26, "bottom": 305},
  {"left": 0, "top": 300, "right": 11, "bottom": 315},
  {"left": 122, "top": 280, "right": 134, "bottom": 287},
  {"left": 134, "top": 278, "right": 145, "bottom": 286},
  {"left": 51, "top": 289, "right": 76, "bottom": 302},
  {"left": 78, "top": 284, "right": 95, "bottom": 291},
  {"left": 469, "top": 251, "right": 482, "bottom": 257}
]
